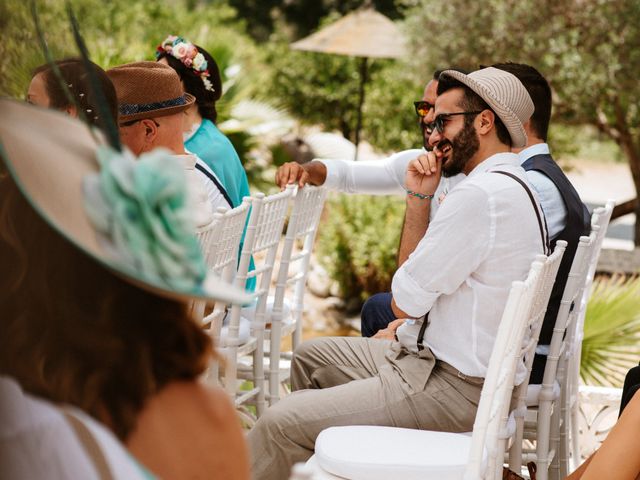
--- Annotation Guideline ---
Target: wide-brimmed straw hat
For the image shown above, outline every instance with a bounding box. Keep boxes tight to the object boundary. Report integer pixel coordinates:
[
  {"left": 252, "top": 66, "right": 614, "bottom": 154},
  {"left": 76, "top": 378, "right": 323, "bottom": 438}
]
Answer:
[
  {"left": 107, "top": 61, "right": 195, "bottom": 122},
  {"left": 0, "top": 98, "right": 252, "bottom": 305},
  {"left": 439, "top": 67, "right": 534, "bottom": 148}
]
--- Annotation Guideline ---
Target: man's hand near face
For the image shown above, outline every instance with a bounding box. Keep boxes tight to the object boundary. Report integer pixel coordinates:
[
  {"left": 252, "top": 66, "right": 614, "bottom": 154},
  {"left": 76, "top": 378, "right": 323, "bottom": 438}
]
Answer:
[{"left": 405, "top": 150, "right": 442, "bottom": 197}]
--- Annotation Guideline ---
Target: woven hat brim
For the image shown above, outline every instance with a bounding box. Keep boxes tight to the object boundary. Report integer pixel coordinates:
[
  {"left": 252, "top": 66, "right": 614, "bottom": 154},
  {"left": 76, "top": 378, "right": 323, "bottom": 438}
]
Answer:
[
  {"left": 118, "top": 92, "right": 196, "bottom": 122},
  {"left": 441, "top": 70, "right": 528, "bottom": 148},
  {"left": 0, "top": 99, "right": 252, "bottom": 306}
]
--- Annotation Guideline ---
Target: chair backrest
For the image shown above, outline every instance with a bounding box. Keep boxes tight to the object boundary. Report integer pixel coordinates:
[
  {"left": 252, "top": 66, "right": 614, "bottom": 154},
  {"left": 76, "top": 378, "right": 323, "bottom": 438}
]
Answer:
[
  {"left": 576, "top": 200, "right": 615, "bottom": 334},
  {"left": 566, "top": 200, "right": 614, "bottom": 404},
  {"left": 520, "top": 241, "right": 567, "bottom": 384},
  {"left": 271, "top": 186, "right": 328, "bottom": 339},
  {"left": 207, "top": 200, "right": 252, "bottom": 279},
  {"left": 543, "top": 233, "right": 596, "bottom": 389},
  {"left": 199, "top": 199, "right": 252, "bottom": 336},
  {"left": 228, "top": 186, "right": 296, "bottom": 338},
  {"left": 465, "top": 245, "right": 565, "bottom": 480}
]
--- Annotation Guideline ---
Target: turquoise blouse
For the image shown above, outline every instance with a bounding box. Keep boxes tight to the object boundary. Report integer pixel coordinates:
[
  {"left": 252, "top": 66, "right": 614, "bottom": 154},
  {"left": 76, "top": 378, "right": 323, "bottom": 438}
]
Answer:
[
  {"left": 186, "top": 119, "right": 255, "bottom": 293},
  {"left": 185, "top": 119, "right": 250, "bottom": 209}
]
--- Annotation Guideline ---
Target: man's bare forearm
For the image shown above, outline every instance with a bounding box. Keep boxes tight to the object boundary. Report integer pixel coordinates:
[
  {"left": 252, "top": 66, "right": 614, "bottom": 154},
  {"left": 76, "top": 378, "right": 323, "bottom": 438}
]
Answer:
[
  {"left": 397, "top": 196, "right": 431, "bottom": 266},
  {"left": 302, "top": 161, "right": 328, "bottom": 185}
]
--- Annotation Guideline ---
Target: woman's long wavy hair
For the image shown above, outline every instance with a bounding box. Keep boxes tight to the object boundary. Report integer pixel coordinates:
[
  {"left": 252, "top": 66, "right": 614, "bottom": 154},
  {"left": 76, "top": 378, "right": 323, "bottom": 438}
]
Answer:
[{"left": 0, "top": 166, "right": 213, "bottom": 440}]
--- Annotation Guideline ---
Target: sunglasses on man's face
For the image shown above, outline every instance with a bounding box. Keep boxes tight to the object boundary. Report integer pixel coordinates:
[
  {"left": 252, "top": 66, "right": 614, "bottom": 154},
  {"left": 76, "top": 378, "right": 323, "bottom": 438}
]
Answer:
[
  {"left": 431, "top": 111, "right": 483, "bottom": 134},
  {"left": 414, "top": 101, "right": 435, "bottom": 118}
]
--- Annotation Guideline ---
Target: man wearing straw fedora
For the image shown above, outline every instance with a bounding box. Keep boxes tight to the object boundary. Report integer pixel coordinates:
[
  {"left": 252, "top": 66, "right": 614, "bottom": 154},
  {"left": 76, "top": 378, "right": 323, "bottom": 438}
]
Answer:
[
  {"left": 249, "top": 68, "right": 548, "bottom": 480},
  {"left": 107, "top": 61, "right": 232, "bottom": 228}
]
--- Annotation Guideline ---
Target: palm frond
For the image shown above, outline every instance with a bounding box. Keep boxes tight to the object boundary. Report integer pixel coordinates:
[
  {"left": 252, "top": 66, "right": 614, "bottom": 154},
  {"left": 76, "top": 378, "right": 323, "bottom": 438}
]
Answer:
[{"left": 581, "top": 275, "right": 640, "bottom": 387}]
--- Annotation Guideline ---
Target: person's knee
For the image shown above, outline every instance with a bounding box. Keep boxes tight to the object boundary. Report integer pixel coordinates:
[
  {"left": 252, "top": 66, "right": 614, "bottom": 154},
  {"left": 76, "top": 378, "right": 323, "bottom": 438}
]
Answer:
[
  {"left": 291, "top": 338, "right": 327, "bottom": 389},
  {"left": 251, "top": 395, "right": 302, "bottom": 443},
  {"left": 360, "top": 292, "right": 394, "bottom": 337}
]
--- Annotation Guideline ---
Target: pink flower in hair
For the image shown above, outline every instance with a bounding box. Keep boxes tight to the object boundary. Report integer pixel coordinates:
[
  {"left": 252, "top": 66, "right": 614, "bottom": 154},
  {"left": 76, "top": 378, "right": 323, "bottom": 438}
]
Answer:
[
  {"left": 172, "top": 42, "right": 189, "bottom": 59},
  {"left": 186, "top": 44, "right": 198, "bottom": 59}
]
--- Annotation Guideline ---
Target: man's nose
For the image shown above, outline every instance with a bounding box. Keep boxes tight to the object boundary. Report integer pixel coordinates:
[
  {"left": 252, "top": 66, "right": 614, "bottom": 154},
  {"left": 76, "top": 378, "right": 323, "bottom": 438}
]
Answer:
[
  {"left": 428, "top": 126, "right": 441, "bottom": 147},
  {"left": 424, "top": 108, "right": 436, "bottom": 124}
]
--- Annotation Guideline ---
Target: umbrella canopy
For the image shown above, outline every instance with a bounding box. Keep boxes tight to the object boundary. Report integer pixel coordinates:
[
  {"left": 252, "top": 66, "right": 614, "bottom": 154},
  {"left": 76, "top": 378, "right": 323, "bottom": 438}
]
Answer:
[
  {"left": 291, "top": 9, "right": 407, "bottom": 159},
  {"left": 291, "top": 9, "right": 406, "bottom": 59}
]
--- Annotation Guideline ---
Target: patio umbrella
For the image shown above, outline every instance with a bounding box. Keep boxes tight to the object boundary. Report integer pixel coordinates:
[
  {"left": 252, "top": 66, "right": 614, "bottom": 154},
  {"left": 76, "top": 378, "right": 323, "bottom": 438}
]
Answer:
[{"left": 291, "top": 8, "right": 406, "bottom": 159}]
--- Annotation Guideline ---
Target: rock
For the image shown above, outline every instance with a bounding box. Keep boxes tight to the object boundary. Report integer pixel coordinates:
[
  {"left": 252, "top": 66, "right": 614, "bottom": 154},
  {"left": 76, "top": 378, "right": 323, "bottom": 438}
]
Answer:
[
  {"left": 307, "top": 264, "right": 331, "bottom": 298},
  {"left": 329, "top": 281, "right": 342, "bottom": 298}
]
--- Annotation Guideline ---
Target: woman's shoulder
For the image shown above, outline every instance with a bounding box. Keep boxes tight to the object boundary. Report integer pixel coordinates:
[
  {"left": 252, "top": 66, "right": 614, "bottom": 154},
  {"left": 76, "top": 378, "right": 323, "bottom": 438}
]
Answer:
[
  {"left": 156, "top": 381, "right": 237, "bottom": 419},
  {"left": 127, "top": 381, "right": 250, "bottom": 480}
]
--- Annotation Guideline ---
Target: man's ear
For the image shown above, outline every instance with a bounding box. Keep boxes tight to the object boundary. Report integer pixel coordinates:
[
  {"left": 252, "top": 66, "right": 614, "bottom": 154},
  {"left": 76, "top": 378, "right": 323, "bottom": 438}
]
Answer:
[
  {"left": 64, "top": 105, "right": 78, "bottom": 119},
  {"left": 140, "top": 118, "right": 159, "bottom": 142},
  {"left": 476, "top": 110, "right": 494, "bottom": 137}
]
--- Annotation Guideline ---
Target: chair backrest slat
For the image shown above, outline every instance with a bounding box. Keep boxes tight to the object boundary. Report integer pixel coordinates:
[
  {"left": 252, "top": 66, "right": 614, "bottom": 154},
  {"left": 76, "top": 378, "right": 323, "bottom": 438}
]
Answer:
[{"left": 465, "top": 241, "right": 566, "bottom": 479}]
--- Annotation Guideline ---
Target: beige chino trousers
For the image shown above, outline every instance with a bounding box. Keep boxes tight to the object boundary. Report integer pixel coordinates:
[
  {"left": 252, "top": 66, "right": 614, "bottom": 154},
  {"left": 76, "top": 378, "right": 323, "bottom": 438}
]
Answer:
[{"left": 247, "top": 337, "right": 484, "bottom": 480}]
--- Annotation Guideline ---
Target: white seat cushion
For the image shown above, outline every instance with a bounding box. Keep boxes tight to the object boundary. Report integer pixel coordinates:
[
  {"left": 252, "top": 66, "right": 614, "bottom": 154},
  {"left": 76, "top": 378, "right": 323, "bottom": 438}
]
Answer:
[
  {"left": 220, "top": 314, "right": 251, "bottom": 347},
  {"left": 304, "top": 456, "right": 344, "bottom": 479},
  {"left": 241, "top": 296, "right": 292, "bottom": 325},
  {"left": 315, "top": 426, "right": 472, "bottom": 480},
  {"left": 525, "top": 380, "right": 560, "bottom": 407}
]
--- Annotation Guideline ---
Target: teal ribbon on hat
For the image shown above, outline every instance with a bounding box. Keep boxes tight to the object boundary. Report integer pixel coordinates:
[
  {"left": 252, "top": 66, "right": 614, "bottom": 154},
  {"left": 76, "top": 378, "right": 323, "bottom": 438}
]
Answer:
[{"left": 83, "top": 146, "right": 207, "bottom": 292}]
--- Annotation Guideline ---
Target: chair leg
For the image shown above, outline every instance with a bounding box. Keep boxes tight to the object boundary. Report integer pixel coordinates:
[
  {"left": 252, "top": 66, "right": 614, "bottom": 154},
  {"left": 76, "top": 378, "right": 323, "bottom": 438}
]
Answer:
[
  {"left": 268, "top": 320, "right": 283, "bottom": 406},
  {"left": 558, "top": 400, "right": 570, "bottom": 478},
  {"left": 548, "top": 403, "right": 561, "bottom": 480},
  {"left": 225, "top": 345, "right": 238, "bottom": 402},
  {"left": 570, "top": 399, "right": 581, "bottom": 472},
  {"left": 535, "top": 402, "right": 553, "bottom": 480},
  {"left": 253, "top": 326, "right": 266, "bottom": 417}
]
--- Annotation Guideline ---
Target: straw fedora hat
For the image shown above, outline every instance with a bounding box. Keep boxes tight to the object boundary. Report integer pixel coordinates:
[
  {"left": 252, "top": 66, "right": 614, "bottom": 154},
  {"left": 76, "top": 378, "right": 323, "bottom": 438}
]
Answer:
[
  {"left": 440, "top": 67, "right": 534, "bottom": 148},
  {"left": 0, "top": 98, "right": 251, "bottom": 305},
  {"left": 107, "top": 61, "right": 195, "bottom": 122}
]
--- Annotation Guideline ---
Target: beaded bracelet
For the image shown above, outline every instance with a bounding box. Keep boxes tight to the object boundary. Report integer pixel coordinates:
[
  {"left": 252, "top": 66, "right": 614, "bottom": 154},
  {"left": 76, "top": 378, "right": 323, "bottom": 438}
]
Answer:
[{"left": 406, "top": 189, "right": 435, "bottom": 200}]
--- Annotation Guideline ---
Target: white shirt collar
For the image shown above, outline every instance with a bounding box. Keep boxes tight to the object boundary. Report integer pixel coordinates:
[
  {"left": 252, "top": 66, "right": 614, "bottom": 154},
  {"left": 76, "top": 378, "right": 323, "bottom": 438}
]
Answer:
[
  {"left": 518, "top": 143, "right": 550, "bottom": 164},
  {"left": 467, "top": 152, "right": 521, "bottom": 179},
  {"left": 173, "top": 153, "right": 197, "bottom": 170}
]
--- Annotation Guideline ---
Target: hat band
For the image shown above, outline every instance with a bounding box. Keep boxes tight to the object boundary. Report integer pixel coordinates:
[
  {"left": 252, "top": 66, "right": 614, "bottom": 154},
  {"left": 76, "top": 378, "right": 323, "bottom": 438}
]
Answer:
[{"left": 119, "top": 95, "right": 187, "bottom": 116}]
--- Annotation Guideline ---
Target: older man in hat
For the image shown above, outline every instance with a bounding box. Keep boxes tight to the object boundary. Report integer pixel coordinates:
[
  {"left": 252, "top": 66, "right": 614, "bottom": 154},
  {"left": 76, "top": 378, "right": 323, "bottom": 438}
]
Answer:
[
  {"left": 107, "top": 62, "right": 231, "bottom": 228},
  {"left": 248, "top": 68, "right": 547, "bottom": 480}
]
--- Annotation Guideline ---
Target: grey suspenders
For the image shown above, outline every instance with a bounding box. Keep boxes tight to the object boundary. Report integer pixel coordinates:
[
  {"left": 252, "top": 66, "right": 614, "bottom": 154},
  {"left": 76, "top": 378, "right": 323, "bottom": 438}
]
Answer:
[
  {"left": 492, "top": 170, "right": 550, "bottom": 255},
  {"left": 416, "top": 170, "right": 550, "bottom": 351}
]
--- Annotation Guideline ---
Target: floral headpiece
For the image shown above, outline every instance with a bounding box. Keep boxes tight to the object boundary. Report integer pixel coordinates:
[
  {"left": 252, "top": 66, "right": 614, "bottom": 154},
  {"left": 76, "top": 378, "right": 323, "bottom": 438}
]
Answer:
[{"left": 156, "top": 35, "right": 214, "bottom": 92}]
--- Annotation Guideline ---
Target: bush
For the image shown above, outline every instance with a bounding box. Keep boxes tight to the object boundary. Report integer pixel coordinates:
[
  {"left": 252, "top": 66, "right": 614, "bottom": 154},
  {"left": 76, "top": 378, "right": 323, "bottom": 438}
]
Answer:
[{"left": 317, "top": 194, "right": 404, "bottom": 302}]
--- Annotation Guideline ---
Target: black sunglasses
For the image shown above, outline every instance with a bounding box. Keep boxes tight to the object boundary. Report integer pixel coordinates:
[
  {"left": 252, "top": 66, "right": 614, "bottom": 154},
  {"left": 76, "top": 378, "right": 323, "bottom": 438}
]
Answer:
[
  {"left": 413, "top": 100, "right": 435, "bottom": 118},
  {"left": 431, "top": 111, "right": 483, "bottom": 134}
]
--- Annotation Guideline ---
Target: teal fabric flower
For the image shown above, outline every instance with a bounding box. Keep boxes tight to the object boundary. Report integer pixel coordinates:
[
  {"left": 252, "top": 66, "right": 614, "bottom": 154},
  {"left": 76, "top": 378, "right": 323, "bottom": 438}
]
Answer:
[{"left": 83, "top": 146, "right": 207, "bottom": 292}]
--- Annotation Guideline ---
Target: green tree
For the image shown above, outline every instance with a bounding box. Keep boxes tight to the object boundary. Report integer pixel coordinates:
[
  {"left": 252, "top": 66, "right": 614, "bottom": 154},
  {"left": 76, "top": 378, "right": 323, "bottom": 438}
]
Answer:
[
  {"left": 265, "top": 32, "right": 423, "bottom": 152},
  {"left": 226, "top": 0, "right": 402, "bottom": 41},
  {"left": 404, "top": 0, "right": 640, "bottom": 244},
  {"left": 0, "top": 0, "right": 255, "bottom": 100}
]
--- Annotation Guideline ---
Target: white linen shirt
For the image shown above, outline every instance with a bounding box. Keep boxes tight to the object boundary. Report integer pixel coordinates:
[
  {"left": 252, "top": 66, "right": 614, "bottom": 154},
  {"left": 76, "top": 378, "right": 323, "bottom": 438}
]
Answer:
[
  {"left": 318, "top": 150, "right": 465, "bottom": 218},
  {"left": 518, "top": 143, "right": 567, "bottom": 240},
  {"left": 174, "top": 154, "right": 215, "bottom": 228},
  {"left": 392, "top": 152, "right": 546, "bottom": 381}
]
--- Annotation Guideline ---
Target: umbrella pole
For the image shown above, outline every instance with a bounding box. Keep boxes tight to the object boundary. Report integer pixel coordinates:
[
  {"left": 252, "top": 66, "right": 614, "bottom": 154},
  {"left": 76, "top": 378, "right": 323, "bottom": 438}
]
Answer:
[{"left": 354, "top": 56, "right": 368, "bottom": 161}]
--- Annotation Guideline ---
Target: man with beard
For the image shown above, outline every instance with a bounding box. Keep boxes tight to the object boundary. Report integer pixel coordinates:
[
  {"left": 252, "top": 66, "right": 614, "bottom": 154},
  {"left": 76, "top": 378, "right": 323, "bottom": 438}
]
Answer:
[
  {"left": 248, "top": 68, "right": 546, "bottom": 480},
  {"left": 275, "top": 69, "right": 467, "bottom": 336}
]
